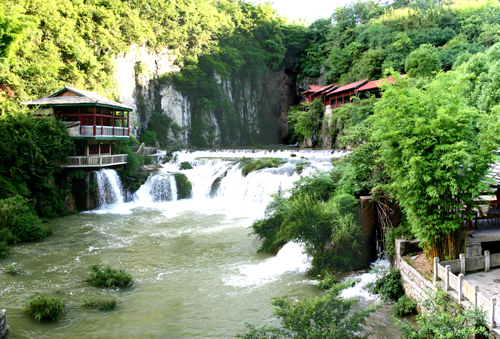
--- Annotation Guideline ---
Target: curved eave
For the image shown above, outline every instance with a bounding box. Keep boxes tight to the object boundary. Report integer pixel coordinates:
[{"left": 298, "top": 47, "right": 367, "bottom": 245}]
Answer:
[{"left": 25, "top": 103, "right": 133, "bottom": 112}]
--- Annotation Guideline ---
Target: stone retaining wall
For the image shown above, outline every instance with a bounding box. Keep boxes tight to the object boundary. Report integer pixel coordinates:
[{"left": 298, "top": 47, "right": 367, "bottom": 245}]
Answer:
[
  {"left": 395, "top": 239, "right": 435, "bottom": 302},
  {"left": 0, "top": 309, "right": 6, "bottom": 338}
]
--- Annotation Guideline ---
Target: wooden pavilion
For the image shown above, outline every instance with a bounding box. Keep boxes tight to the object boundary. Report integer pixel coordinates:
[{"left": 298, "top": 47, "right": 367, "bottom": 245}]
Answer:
[{"left": 22, "top": 86, "right": 133, "bottom": 167}]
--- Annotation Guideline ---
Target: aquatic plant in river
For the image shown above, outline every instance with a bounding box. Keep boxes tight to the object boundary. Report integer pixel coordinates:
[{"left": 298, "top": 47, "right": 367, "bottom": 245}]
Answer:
[{"left": 87, "top": 263, "right": 133, "bottom": 288}]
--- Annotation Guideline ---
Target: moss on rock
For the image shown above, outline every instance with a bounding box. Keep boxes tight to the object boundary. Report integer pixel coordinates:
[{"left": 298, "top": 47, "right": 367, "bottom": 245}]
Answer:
[
  {"left": 174, "top": 173, "right": 192, "bottom": 199},
  {"left": 240, "top": 158, "right": 285, "bottom": 177}
]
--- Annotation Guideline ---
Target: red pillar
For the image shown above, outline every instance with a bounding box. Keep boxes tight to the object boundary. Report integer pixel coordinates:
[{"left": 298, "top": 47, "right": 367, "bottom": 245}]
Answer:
[{"left": 93, "top": 107, "right": 96, "bottom": 136}]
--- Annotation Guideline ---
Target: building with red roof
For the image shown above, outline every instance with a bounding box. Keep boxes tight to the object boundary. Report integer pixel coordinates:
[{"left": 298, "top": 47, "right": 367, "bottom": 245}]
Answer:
[
  {"left": 324, "top": 79, "right": 369, "bottom": 108},
  {"left": 301, "top": 85, "right": 325, "bottom": 102}
]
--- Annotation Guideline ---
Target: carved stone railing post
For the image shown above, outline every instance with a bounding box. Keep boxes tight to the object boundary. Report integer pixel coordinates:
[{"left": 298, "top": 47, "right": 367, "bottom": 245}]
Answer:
[
  {"left": 460, "top": 253, "right": 465, "bottom": 274},
  {"left": 486, "top": 250, "right": 491, "bottom": 272},
  {"left": 490, "top": 297, "right": 497, "bottom": 328},
  {"left": 433, "top": 257, "right": 440, "bottom": 285},
  {"left": 445, "top": 265, "right": 451, "bottom": 292},
  {"left": 458, "top": 274, "right": 464, "bottom": 302}
]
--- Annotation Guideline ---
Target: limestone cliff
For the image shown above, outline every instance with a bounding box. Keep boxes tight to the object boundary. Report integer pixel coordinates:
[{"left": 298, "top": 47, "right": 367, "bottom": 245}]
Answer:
[{"left": 113, "top": 45, "right": 298, "bottom": 146}]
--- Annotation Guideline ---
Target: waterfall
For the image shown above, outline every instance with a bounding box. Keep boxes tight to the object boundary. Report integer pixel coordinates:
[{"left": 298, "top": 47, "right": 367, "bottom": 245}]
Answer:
[
  {"left": 95, "top": 169, "right": 124, "bottom": 207},
  {"left": 135, "top": 173, "right": 178, "bottom": 203},
  {"left": 129, "top": 149, "right": 347, "bottom": 206}
]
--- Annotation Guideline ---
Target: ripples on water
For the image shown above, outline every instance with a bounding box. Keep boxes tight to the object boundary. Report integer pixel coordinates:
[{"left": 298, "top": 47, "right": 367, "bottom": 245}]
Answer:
[{"left": 0, "top": 149, "right": 406, "bottom": 338}]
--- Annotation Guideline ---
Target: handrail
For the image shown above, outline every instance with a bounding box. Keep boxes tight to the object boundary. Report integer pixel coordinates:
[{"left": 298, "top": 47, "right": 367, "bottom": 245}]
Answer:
[
  {"left": 60, "top": 154, "right": 128, "bottom": 167},
  {"left": 434, "top": 251, "right": 500, "bottom": 328}
]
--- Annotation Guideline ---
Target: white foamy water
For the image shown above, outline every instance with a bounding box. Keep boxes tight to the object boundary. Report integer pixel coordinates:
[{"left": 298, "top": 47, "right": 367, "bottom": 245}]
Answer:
[
  {"left": 224, "top": 242, "right": 312, "bottom": 287},
  {"left": 95, "top": 168, "right": 125, "bottom": 206},
  {"left": 340, "top": 260, "right": 389, "bottom": 301}
]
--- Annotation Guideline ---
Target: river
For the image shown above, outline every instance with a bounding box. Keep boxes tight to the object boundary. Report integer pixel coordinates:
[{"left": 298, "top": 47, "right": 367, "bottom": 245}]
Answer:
[{"left": 0, "top": 149, "right": 406, "bottom": 338}]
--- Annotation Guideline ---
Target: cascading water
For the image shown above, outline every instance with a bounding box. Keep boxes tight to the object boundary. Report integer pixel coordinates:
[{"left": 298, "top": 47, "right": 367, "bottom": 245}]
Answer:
[
  {"left": 135, "top": 173, "right": 178, "bottom": 202},
  {"left": 94, "top": 168, "right": 125, "bottom": 206}
]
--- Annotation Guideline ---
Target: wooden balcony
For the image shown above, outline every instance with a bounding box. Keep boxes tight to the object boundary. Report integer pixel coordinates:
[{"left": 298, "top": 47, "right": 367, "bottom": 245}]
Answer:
[
  {"left": 60, "top": 154, "right": 128, "bottom": 168},
  {"left": 78, "top": 125, "right": 129, "bottom": 137}
]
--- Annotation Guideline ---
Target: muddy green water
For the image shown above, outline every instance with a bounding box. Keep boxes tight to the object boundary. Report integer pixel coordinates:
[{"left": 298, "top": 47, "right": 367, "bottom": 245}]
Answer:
[{"left": 1, "top": 151, "right": 407, "bottom": 338}]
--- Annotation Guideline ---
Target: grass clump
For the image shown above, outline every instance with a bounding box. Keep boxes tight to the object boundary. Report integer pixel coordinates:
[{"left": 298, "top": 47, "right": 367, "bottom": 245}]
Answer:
[
  {"left": 179, "top": 162, "right": 193, "bottom": 170},
  {"left": 87, "top": 263, "right": 133, "bottom": 288},
  {"left": 4, "top": 265, "right": 17, "bottom": 275},
  {"left": 240, "top": 158, "right": 285, "bottom": 177},
  {"left": 317, "top": 271, "right": 340, "bottom": 290},
  {"left": 22, "top": 294, "right": 65, "bottom": 322},
  {"left": 82, "top": 298, "right": 117, "bottom": 310},
  {"left": 393, "top": 295, "right": 417, "bottom": 317},
  {"left": 366, "top": 266, "right": 404, "bottom": 302}
]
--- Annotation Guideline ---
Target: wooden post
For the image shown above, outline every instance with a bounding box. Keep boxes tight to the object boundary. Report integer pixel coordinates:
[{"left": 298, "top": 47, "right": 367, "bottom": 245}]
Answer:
[
  {"left": 93, "top": 106, "right": 96, "bottom": 136},
  {"left": 460, "top": 253, "right": 466, "bottom": 274},
  {"left": 112, "top": 109, "right": 115, "bottom": 136},
  {"left": 486, "top": 250, "right": 491, "bottom": 272},
  {"left": 433, "top": 257, "right": 440, "bottom": 285},
  {"left": 458, "top": 274, "right": 464, "bottom": 302},
  {"left": 78, "top": 107, "right": 81, "bottom": 135},
  {"left": 473, "top": 285, "right": 479, "bottom": 305},
  {"left": 445, "top": 265, "right": 451, "bottom": 291},
  {"left": 490, "top": 297, "right": 496, "bottom": 328},
  {"left": 100, "top": 107, "right": 103, "bottom": 135}
]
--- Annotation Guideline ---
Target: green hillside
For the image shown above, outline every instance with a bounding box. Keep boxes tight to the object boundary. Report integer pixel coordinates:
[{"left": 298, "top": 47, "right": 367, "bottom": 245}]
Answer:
[{"left": 298, "top": 0, "right": 500, "bottom": 85}]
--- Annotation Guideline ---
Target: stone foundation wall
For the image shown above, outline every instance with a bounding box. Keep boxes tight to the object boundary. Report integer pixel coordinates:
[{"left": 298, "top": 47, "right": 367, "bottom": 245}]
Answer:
[
  {"left": 0, "top": 310, "right": 6, "bottom": 338},
  {"left": 395, "top": 239, "right": 436, "bottom": 302}
]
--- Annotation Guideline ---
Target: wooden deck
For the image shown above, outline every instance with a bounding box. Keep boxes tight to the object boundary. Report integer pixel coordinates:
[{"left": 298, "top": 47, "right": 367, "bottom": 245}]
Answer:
[{"left": 60, "top": 154, "right": 128, "bottom": 168}]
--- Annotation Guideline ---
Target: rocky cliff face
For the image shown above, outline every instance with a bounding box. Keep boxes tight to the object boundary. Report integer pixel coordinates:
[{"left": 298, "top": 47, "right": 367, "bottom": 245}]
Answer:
[{"left": 113, "top": 45, "right": 298, "bottom": 146}]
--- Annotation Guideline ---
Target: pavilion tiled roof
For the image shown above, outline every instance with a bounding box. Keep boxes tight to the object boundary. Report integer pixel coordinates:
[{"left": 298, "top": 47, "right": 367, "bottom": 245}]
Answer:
[
  {"left": 326, "top": 79, "right": 369, "bottom": 96},
  {"left": 301, "top": 85, "right": 324, "bottom": 94},
  {"left": 355, "top": 78, "right": 397, "bottom": 92},
  {"left": 311, "top": 83, "right": 337, "bottom": 96},
  {"left": 22, "top": 85, "right": 133, "bottom": 111}
]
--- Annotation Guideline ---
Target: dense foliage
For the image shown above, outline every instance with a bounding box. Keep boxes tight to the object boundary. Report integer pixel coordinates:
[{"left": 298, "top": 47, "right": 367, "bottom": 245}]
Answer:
[
  {"left": 0, "top": 196, "right": 52, "bottom": 246},
  {"left": 0, "top": 110, "right": 73, "bottom": 217},
  {"left": 298, "top": 0, "right": 500, "bottom": 85},
  {"left": 252, "top": 163, "right": 365, "bottom": 275},
  {"left": 396, "top": 290, "right": 491, "bottom": 338},
  {"left": 235, "top": 280, "right": 376, "bottom": 339},
  {"left": 371, "top": 71, "right": 500, "bottom": 260},
  {"left": 23, "top": 294, "right": 66, "bottom": 322},
  {"left": 87, "top": 263, "right": 133, "bottom": 288}
]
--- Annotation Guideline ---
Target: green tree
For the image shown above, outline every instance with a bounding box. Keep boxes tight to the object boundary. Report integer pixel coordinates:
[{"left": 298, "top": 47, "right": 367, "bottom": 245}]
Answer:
[
  {"left": 371, "top": 71, "right": 500, "bottom": 261},
  {"left": 404, "top": 44, "right": 441, "bottom": 77},
  {"left": 235, "top": 280, "right": 376, "bottom": 339},
  {"left": 0, "top": 110, "right": 73, "bottom": 217}
]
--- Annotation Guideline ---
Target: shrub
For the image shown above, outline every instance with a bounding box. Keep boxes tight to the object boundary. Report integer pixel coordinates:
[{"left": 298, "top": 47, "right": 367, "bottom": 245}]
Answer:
[
  {"left": 317, "top": 271, "right": 339, "bottom": 290},
  {"left": 82, "top": 298, "right": 117, "bottom": 311},
  {"left": 0, "top": 196, "right": 52, "bottom": 245},
  {"left": 396, "top": 290, "right": 491, "bottom": 338},
  {"left": 179, "top": 162, "right": 193, "bottom": 170},
  {"left": 173, "top": 173, "right": 192, "bottom": 199},
  {"left": 0, "top": 241, "right": 9, "bottom": 259},
  {"left": 252, "top": 196, "right": 289, "bottom": 253},
  {"left": 366, "top": 266, "right": 404, "bottom": 302},
  {"left": 240, "top": 158, "right": 285, "bottom": 177},
  {"left": 393, "top": 295, "right": 416, "bottom": 317},
  {"left": 235, "top": 280, "right": 376, "bottom": 339},
  {"left": 87, "top": 263, "right": 133, "bottom": 288},
  {"left": 22, "top": 294, "right": 65, "bottom": 322}
]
